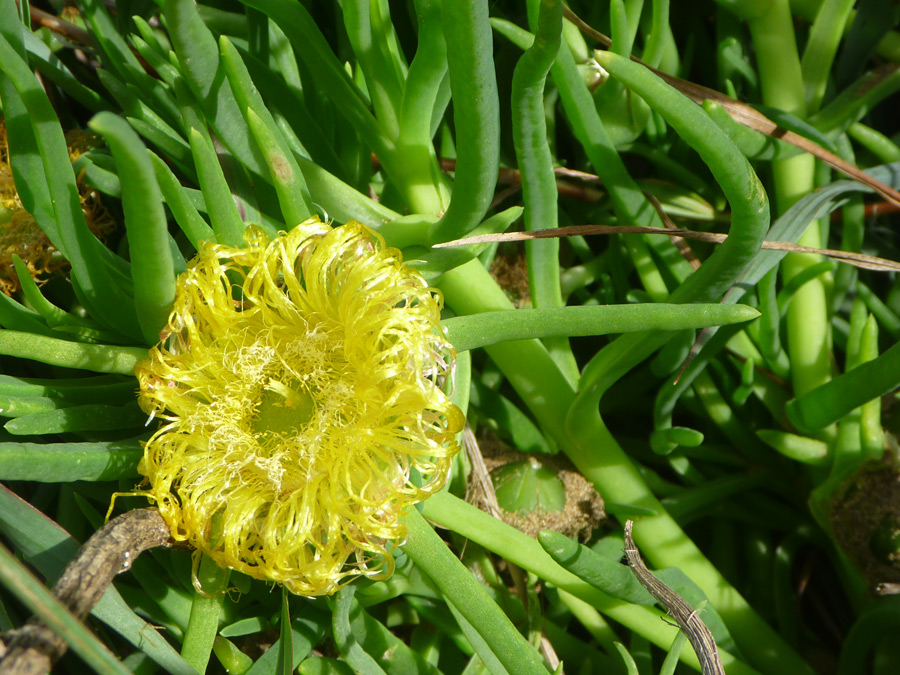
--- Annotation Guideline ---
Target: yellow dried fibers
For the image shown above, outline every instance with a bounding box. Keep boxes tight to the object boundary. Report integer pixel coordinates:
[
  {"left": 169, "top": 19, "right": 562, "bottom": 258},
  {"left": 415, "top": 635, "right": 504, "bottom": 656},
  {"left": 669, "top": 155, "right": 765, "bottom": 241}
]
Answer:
[
  {"left": 0, "top": 121, "right": 115, "bottom": 295},
  {"left": 136, "top": 218, "right": 464, "bottom": 596}
]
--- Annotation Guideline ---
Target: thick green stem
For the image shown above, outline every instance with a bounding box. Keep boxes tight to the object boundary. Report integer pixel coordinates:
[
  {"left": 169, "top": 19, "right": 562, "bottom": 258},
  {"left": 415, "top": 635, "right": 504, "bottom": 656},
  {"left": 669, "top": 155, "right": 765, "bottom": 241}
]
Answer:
[
  {"left": 513, "top": 0, "right": 578, "bottom": 382},
  {"left": 438, "top": 261, "right": 811, "bottom": 675},
  {"left": 800, "top": 0, "right": 856, "bottom": 112},
  {"left": 181, "top": 555, "right": 229, "bottom": 673},
  {"left": 421, "top": 492, "right": 761, "bottom": 675},
  {"left": 0, "top": 330, "right": 146, "bottom": 375},
  {"left": 430, "top": 0, "right": 500, "bottom": 241},
  {"left": 401, "top": 507, "right": 548, "bottom": 674},
  {"left": 747, "top": 0, "right": 833, "bottom": 399},
  {"left": 437, "top": 260, "right": 575, "bottom": 443}
]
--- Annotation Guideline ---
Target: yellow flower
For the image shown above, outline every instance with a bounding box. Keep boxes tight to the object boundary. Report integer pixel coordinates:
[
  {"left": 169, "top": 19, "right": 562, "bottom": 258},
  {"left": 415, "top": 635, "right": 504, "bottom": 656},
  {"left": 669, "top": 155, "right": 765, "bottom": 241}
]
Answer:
[
  {"left": 0, "top": 120, "right": 115, "bottom": 295},
  {"left": 136, "top": 218, "right": 464, "bottom": 596}
]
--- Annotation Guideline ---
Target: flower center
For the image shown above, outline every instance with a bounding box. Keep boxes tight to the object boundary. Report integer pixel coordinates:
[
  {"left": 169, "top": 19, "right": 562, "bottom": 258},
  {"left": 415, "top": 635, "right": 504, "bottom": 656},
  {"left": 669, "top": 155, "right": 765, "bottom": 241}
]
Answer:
[{"left": 253, "top": 378, "right": 317, "bottom": 438}]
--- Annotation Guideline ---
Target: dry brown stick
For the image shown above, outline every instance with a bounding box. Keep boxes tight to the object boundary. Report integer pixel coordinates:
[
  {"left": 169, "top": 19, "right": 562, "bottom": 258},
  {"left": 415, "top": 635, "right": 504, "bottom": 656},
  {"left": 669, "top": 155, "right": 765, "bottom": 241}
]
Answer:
[
  {"left": 0, "top": 508, "right": 173, "bottom": 675},
  {"left": 461, "top": 429, "right": 563, "bottom": 670},
  {"left": 653, "top": 68, "right": 900, "bottom": 210},
  {"left": 623, "top": 521, "right": 725, "bottom": 675},
  {"left": 434, "top": 224, "right": 900, "bottom": 273},
  {"left": 440, "top": 157, "right": 604, "bottom": 186},
  {"left": 644, "top": 192, "right": 702, "bottom": 271},
  {"left": 876, "top": 582, "right": 900, "bottom": 596},
  {"left": 439, "top": 157, "right": 608, "bottom": 207},
  {"left": 28, "top": 6, "right": 93, "bottom": 46},
  {"left": 463, "top": 425, "right": 504, "bottom": 520}
]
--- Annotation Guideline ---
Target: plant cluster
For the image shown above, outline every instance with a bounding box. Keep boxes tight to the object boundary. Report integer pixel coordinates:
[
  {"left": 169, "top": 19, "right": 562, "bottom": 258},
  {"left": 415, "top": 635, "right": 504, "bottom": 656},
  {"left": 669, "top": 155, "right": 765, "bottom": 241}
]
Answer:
[{"left": 1, "top": 1, "right": 900, "bottom": 674}]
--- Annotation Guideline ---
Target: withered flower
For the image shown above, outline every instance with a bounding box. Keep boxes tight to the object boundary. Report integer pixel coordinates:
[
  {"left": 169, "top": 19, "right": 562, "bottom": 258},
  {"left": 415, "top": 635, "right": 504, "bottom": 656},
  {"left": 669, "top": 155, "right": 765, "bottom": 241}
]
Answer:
[{"left": 0, "top": 121, "right": 115, "bottom": 294}]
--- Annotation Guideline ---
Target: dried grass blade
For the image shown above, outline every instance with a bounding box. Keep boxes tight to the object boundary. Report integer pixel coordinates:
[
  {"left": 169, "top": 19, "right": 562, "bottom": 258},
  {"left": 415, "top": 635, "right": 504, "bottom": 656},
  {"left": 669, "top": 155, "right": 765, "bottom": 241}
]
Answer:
[{"left": 434, "top": 226, "right": 900, "bottom": 273}]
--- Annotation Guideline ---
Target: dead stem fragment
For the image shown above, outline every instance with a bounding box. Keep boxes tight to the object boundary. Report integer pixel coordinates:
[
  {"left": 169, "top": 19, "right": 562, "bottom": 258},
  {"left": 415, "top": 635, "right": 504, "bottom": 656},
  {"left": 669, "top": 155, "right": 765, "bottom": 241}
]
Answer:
[
  {"left": 435, "top": 225, "right": 900, "bottom": 274},
  {"left": 0, "top": 508, "right": 173, "bottom": 675},
  {"left": 624, "top": 520, "right": 725, "bottom": 675}
]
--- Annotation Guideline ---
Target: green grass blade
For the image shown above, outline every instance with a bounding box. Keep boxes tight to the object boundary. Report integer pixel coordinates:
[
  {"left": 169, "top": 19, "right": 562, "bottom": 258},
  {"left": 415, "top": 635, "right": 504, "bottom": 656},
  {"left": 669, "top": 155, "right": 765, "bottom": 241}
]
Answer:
[
  {"left": 0, "top": 541, "right": 133, "bottom": 675},
  {"left": 429, "top": 0, "right": 500, "bottom": 240},
  {"left": 657, "top": 164, "right": 900, "bottom": 427},
  {"left": 0, "top": 330, "right": 146, "bottom": 375},
  {"left": 0, "top": 440, "right": 142, "bottom": 481},
  {"left": 443, "top": 304, "right": 759, "bottom": 352},
  {"left": 90, "top": 113, "right": 177, "bottom": 345},
  {"left": 0, "top": 486, "right": 197, "bottom": 675},
  {"left": 4, "top": 402, "right": 147, "bottom": 435},
  {"left": 164, "top": 0, "right": 267, "bottom": 178}
]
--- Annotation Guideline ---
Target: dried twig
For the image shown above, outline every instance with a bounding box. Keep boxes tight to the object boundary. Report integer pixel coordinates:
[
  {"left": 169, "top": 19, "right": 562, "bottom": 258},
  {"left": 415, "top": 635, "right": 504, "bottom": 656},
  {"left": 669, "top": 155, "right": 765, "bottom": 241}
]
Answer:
[
  {"left": 623, "top": 521, "right": 725, "bottom": 675},
  {"left": 644, "top": 192, "right": 702, "bottom": 270},
  {"left": 434, "top": 225, "right": 900, "bottom": 273},
  {"left": 28, "top": 6, "right": 93, "bottom": 46},
  {"left": 463, "top": 425, "right": 504, "bottom": 520},
  {"left": 461, "top": 428, "right": 563, "bottom": 669},
  {"left": 0, "top": 508, "right": 173, "bottom": 675},
  {"left": 438, "top": 158, "right": 607, "bottom": 207},
  {"left": 876, "top": 582, "right": 900, "bottom": 596}
]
